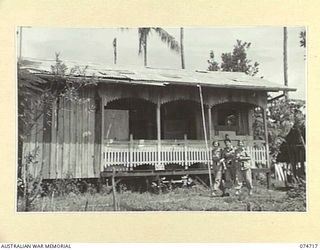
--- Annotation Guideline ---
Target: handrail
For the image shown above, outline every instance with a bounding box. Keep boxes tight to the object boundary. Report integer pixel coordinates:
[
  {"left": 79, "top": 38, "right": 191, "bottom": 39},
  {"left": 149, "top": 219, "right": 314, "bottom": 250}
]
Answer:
[{"left": 101, "top": 140, "right": 267, "bottom": 171}]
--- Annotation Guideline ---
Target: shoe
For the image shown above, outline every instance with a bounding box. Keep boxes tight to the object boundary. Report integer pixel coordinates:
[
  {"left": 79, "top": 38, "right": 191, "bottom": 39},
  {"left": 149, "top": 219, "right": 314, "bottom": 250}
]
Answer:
[
  {"left": 248, "top": 190, "right": 253, "bottom": 196},
  {"left": 235, "top": 190, "right": 241, "bottom": 196},
  {"left": 211, "top": 191, "right": 218, "bottom": 197},
  {"left": 222, "top": 192, "right": 230, "bottom": 197}
]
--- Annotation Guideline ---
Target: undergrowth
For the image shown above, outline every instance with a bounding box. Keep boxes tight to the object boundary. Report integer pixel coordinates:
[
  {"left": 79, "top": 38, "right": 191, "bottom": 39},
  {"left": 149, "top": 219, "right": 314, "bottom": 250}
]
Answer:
[{"left": 17, "top": 181, "right": 306, "bottom": 212}]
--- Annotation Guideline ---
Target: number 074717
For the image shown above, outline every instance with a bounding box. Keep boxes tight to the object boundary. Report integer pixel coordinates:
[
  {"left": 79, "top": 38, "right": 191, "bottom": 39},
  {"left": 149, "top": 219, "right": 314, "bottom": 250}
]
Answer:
[{"left": 300, "top": 244, "right": 318, "bottom": 248}]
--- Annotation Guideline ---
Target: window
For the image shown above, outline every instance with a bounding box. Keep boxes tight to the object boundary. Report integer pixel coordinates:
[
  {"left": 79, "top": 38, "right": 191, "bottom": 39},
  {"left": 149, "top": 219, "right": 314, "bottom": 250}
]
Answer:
[
  {"left": 215, "top": 104, "right": 250, "bottom": 135},
  {"left": 217, "top": 108, "right": 237, "bottom": 127}
]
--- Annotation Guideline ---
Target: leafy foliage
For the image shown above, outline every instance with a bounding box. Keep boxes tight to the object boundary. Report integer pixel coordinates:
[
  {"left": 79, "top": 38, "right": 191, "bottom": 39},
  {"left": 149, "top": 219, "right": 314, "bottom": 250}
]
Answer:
[
  {"left": 207, "top": 51, "right": 220, "bottom": 71},
  {"left": 153, "top": 28, "right": 180, "bottom": 52},
  {"left": 300, "top": 30, "right": 306, "bottom": 48},
  {"left": 138, "top": 28, "right": 180, "bottom": 54},
  {"left": 18, "top": 53, "right": 97, "bottom": 140},
  {"left": 137, "top": 27, "right": 180, "bottom": 66},
  {"left": 50, "top": 53, "right": 97, "bottom": 101},
  {"left": 18, "top": 53, "right": 97, "bottom": 211},
  {"left": 269, "top": 99, "right": 305, "bottom": 158},
  {"left": 208, "top": 40, "right": 259, "bottom": 76},
  {"left": 18, "top": 67, "right": 48, "bottom": 142},
  {"left": 253, "top": 99, "right": 305, "bottom": 160}
]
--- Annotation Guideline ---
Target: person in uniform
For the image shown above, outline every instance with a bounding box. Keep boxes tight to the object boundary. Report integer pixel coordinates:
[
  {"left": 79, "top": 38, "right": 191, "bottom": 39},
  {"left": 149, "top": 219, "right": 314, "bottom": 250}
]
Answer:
[
  {"left": 211, "top": 141, "right": 224, "bottom": 196},
  {"left": 234, "top": 140, "right": 253, "bottom": 196},
  {"left": 221, "top": 138, "right": 236, "bottom": 196}
]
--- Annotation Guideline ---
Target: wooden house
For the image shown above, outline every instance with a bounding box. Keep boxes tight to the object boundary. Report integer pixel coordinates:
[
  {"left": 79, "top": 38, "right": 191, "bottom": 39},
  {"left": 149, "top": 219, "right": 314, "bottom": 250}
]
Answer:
[{"left": 19, "top": 58, "right": 295, "bottom": 182}]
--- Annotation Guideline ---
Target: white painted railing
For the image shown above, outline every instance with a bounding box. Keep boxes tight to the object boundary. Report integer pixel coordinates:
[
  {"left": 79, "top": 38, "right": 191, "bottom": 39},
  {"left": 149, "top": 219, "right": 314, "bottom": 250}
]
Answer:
[{"left": 101, "top": 141, "right": 267, "bottom": 171}]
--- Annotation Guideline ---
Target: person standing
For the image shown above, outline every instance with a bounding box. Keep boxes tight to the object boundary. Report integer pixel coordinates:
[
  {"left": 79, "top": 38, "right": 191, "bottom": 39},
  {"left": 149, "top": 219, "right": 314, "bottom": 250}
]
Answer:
[
  {"left": 211, "top": 141, "right": 225, "bottom": 196},
  {"left": 221, "top": 138, "right": 236, "bottom": 196},
  {"left": 234, "top": 140, "right": 253, "bottom": 196}
]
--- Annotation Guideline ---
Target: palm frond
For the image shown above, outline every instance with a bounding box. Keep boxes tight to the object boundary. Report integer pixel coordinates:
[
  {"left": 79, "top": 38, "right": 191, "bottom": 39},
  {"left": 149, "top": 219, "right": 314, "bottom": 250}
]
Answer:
[
  {"left": 138, "top": 28, "right": 151, "bottom": 55},
  {"left": 153, "top": 28, "right": 180, "bottom": 52}
]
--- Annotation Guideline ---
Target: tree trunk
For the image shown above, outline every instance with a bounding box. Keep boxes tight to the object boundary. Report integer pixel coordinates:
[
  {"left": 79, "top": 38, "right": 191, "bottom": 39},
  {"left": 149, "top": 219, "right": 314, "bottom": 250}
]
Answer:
[
  {"left": 283, "top": 27, "right": 288, "bottom": 100},
  {"left": 113, "top": 38, "right": 117, "bottom": 64},
  {"left": 180, "top": 27, "right": 185, "bottom": 69},
  {"left": 144, "top": 33, "right": 147, "bottom": 67}
]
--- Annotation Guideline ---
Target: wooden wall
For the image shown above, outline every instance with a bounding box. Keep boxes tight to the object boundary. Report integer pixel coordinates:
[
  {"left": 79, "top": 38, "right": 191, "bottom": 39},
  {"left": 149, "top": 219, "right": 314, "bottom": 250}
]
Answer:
[{"left": 21, "top": 87, "right": 101, "bottom": 179}]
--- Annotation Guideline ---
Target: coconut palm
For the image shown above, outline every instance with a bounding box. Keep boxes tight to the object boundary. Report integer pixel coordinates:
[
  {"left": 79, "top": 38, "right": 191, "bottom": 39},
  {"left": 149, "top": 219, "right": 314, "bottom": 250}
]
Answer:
[{"left": 138, "top": 27, "right": 180, "bottom": 66}]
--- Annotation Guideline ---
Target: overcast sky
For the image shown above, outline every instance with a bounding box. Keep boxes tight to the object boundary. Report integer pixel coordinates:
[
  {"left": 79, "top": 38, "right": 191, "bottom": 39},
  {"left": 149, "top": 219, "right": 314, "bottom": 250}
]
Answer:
[{"left": 21, "top": 27, "right": 306, "bottom": 100}]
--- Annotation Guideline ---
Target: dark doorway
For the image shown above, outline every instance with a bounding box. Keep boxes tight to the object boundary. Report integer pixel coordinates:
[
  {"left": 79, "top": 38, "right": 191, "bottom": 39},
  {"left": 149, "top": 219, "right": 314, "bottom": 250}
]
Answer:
[
  {"left": 161, "top": 100, "right": 199, "bottom": 139},
  {"left": 105, "top": 98, "right": 156, "bottom": 140}
]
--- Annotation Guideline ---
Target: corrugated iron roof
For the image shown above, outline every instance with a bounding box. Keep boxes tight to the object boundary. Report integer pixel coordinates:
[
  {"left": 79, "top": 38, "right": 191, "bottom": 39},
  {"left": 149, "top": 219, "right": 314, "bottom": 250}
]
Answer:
[{"left": 20, "top": 58, "right": 296, "bottom": 92}]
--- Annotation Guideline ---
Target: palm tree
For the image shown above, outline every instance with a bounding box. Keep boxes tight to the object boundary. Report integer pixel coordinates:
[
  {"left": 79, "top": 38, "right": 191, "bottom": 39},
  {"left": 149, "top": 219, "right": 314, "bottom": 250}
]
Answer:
[{"left": 138, "top": 27, "right": 180, "bottom": 67}]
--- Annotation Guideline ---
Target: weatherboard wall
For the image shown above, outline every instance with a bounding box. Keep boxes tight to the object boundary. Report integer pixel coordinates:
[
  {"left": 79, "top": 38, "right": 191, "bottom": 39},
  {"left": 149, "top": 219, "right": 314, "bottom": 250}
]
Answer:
[{"left": 22, "top": 88, "right": 101, "bottom": 179}]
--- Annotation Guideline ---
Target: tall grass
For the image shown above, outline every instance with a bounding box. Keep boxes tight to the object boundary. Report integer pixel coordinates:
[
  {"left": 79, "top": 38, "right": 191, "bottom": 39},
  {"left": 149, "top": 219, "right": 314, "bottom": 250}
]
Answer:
[{"left": 17, "top": 182, "right": 306, "bottom": 212}]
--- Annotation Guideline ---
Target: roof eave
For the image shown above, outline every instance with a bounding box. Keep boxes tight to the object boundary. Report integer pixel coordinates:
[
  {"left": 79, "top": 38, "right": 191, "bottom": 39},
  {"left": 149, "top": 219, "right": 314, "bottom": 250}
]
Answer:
[{"left": 32, "top": 72, "right": 297, "bottom": 92}]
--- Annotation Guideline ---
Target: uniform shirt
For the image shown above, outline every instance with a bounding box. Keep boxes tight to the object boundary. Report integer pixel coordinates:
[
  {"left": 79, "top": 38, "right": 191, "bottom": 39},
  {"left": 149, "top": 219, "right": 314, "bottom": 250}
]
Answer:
[
  {"left": 212, "top": 147, "right": 222, "bottom": 163},
  {"left": 222, "top": 146, "right": 235, "bottom": 167},
  {"left": 235, "top": 148, "right": 251, "bottom": 170}
]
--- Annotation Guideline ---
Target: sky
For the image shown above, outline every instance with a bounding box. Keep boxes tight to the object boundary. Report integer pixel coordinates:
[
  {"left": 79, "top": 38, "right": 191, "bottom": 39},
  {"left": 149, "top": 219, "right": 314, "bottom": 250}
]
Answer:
[{"left": 20, "top": 27, "right": 306, "bottom": 100}]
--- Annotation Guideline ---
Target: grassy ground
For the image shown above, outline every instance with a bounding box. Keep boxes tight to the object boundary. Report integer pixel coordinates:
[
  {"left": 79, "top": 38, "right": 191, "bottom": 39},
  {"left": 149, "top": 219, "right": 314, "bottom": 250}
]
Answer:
[{"left": 17, "top": 179, "right": 306, "bottom": 212}]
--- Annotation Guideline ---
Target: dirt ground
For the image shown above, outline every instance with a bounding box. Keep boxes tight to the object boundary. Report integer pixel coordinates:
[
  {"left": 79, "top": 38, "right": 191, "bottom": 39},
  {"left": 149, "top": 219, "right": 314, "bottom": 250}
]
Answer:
[{"left": 17, "top": 179, "right": 306, "bottom": 212}]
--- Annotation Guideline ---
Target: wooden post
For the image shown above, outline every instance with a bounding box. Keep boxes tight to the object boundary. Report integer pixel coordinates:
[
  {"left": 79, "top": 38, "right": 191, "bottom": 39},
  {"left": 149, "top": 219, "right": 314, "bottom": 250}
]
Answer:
[
  {"left": 184, "top": 134, "right": 188, "bottom": 169},
  {"left": 112, "top": 167, "right": 118, "bottom": 211},
  {"left": 100, "top": 97, "right": 105, "bottom": 172},
  {"left": 208, "top": 106, "right": 212, "bottom": 140},
  {"left": 263, "top": 108, "right": 270, "bottom": 169},
  {"left": 84, "top": 200, "right": 89, "bottom": 211},
  {"left": 248, "top": 108, "right": 254, "bottom": 136},
  {"left": 129, "top": 134, "right": 133, "bottom": 170},
  {"left": 283, "top": 27, "right": 289, "bottom": 100},
  {"left": 145, "top": 177, "right": 150, "bottom": 192},
  {"left": 197, "top": 85, "right": 213, "bottom": 192},
  {"left": 157, "top": 175, "right": 162, "bottom": 194},
  {"left": 266, "top": 171, "right": 271, "bottom": 190},
  {"left": 211, "top": 107, "right": 216, "bottom": 137},
  {"left": 156, "top": 95, "right": 162, "bottom": 169}
]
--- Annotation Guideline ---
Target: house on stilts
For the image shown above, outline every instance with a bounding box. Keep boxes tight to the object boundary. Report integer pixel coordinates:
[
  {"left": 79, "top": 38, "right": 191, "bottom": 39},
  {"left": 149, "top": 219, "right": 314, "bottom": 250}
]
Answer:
[{"left": 19, "top": 58, "right": 295, "bottom": 187}]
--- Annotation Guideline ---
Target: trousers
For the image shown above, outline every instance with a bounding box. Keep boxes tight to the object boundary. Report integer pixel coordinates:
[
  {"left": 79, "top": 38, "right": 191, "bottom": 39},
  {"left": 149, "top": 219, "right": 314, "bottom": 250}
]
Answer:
[
  {"left": 213, "top": 164, "right": 236, "bottom": 192},
  {"left": 234, "top": 168, "right": 253, "bottom": 190},
  {"left": 213, "top": 163, "right": 224, "bottom": 191}
]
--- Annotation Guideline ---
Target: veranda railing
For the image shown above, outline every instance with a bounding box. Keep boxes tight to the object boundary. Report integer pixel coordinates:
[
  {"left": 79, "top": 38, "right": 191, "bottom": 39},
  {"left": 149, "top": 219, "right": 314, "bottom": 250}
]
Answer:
[{"left": 101, "top": 140, "right": 267, "bottom": 171}]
